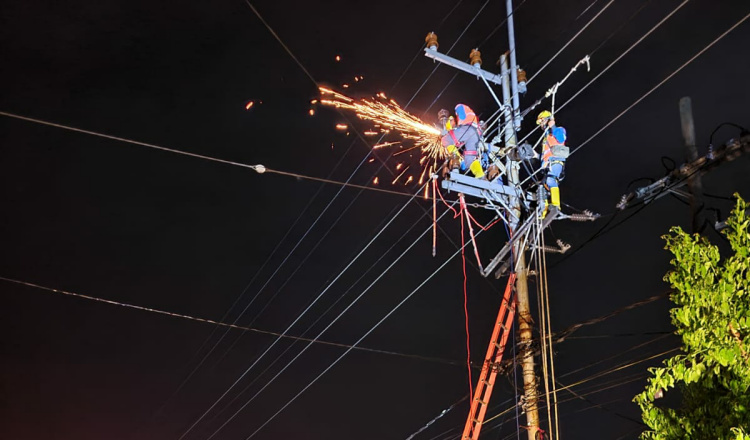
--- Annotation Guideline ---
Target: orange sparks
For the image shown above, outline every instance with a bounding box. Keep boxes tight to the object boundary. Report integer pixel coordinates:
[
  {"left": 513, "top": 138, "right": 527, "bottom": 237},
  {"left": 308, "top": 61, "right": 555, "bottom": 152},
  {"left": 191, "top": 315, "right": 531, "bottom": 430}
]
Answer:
[
  {"left": 309, "top": 109, "right": 315, "bottom": 116},
  {"left": 245, "top": 101, "right": 254, "bottom": 110},
  {"left": 319, "top": 87, "right": 445, "bottom": 186},
  {"left": 335, "top": 124, "right": 348, "bottom": 130},
  {"left": 335, "top": 55, "right": 341, "bottom": 61},
  {"left": 368, "top": 158, "right": 375, "bottom": 163},
  {"left": 404, "top": 176, "right": 414, "bottom": 185},
  {"left": 373, "top": 141, "right": 400, "bottom": 149},
  {"left": 364, "top": 130, "right": 378, "bottom": 136},
  {"left": 396, "top": 163, "right": 403, "bottom": 170},
  {"left": 342, "top": 84, "right": 349, "bottom": 88},
  {"left": 391, "top": 166, "right": 410, "bottom": 184},
  {"left": 373, "top": 177, "right": 379, "bottom": 185},
  {"left": 423, "top": 183, "right": 430, "bottom": 199},
  {"left": 311, "top": 99, "right": 318, "bottom": 104},
  {"left": 418, "top": 166, "right": 428, "bottom": 184}
]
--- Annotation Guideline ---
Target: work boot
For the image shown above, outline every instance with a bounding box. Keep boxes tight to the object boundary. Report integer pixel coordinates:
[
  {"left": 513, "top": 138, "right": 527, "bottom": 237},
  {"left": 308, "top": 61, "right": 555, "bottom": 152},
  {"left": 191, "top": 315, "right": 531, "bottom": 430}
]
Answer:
[
  {"left": 550, "top": 187, "right": 561, "bottom": 208},
  {"left": 469, "top": 160, "right": 485, "bottom": 179}
]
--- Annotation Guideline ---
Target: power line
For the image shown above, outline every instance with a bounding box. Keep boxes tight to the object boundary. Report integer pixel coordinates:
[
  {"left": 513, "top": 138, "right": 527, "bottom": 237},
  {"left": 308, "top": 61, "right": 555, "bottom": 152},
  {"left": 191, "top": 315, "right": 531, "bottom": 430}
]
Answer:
[
  {"left": 176, "top": 181, "right": 427, "bottom": 440},
  {"left": 240, "top": 221, "right": 491, "bottom": 440},
  {"left": 0, "top": 110, "right": 415, "bottom": 198},
  {"left": 527, "top": 0, "right": 616, "bottom": 84},
  {"left": 0, "top": 276, "right": 466, "bottom": 367},
  {"left": 570, "top": 9, "right": 750, "bottom": 154},
  {"left": 205, "top": 203, "right": 461, "bottom": 439}
]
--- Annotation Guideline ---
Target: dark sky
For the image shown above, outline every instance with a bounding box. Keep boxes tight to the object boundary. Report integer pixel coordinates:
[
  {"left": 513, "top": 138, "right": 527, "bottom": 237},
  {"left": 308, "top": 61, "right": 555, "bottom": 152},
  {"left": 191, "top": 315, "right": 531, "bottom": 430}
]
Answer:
[{"left": 1, "top": 1, "right": 749, "bottom": 439}]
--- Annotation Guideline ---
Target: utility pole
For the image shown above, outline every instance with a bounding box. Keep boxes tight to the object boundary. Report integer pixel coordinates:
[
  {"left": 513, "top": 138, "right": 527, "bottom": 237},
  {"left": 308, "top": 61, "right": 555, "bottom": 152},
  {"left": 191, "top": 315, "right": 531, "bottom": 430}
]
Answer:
[
  {"left": 504, "top": 2, "right": 540, "bottom": 438},
  {"left": 679, "top": 97, "right": 704, "bottom": 233}
]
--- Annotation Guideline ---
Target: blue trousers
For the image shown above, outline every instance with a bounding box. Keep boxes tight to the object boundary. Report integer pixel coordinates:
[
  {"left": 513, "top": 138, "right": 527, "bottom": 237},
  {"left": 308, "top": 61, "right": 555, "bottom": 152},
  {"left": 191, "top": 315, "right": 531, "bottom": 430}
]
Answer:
[{"left": 544, "top": 159, "right": 565, "bottom": 189}]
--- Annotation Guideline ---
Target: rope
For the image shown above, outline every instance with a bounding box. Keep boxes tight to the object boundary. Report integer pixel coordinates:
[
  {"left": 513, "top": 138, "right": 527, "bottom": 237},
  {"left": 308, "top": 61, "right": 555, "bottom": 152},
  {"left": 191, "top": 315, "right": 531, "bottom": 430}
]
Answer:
[{"left": 459, "top": 196, "right": 474, "bottom": 400}]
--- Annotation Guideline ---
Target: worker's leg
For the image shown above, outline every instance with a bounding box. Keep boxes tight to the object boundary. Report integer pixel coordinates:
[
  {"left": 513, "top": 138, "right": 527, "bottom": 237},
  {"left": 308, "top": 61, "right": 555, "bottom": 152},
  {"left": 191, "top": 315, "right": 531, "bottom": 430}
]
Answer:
[
  {"left": 547, "top": 162, "right": 564, "bottom": 207},
  {"left": 465, "top": 154, "right": 485, "bottom": 178}
]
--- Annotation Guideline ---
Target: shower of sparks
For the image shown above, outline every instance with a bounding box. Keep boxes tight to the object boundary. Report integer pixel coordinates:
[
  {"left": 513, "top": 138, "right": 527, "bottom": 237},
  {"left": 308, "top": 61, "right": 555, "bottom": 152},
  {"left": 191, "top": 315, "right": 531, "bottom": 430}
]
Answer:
[
  {"left": 319, "top": 87, "right": 446, "bottom": 185},
  {"left": 364, "top": 130, "right": 378, "bottom": 136}
]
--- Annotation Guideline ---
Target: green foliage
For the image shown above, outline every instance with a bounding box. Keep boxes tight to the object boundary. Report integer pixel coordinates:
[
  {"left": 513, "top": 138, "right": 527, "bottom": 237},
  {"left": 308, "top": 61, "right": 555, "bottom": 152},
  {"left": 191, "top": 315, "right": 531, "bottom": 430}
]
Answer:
[{"left": 635, "top": 195, "right": 750, "bottom": 439}]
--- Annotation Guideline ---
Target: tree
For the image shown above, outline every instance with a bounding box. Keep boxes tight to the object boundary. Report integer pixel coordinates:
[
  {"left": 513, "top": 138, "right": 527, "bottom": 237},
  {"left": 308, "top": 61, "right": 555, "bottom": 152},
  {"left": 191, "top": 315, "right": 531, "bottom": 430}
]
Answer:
[{"left": 635, "top": 195, "right": 750, "bottom": 440}]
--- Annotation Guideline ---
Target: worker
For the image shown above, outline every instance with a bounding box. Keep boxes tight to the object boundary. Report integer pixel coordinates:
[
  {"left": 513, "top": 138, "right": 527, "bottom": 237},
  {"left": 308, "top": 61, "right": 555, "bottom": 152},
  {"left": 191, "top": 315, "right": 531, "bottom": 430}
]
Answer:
[
  {"left": 537, "top": 110, "right": 568, "bottom": 211},
  {"left": 440, "top": 104, "right": 485, "bottom": 179}
]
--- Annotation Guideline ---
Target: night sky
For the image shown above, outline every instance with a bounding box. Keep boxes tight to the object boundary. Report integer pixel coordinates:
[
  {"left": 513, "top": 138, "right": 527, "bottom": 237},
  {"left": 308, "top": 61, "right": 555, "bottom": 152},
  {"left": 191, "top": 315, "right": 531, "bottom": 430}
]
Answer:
[{"left": 2, "top": 1, "right": 750, "bottom": 439}]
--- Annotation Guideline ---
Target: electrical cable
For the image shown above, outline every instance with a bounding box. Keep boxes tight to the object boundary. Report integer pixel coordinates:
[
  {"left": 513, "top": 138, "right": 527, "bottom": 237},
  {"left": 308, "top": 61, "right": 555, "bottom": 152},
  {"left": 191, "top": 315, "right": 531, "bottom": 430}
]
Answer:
[
  {"left": 527, "top": 0, "right": 616, "bottom": 85},
  {"left": 204, "top": 200, "right": 453, "bottom": 423},
  {"left": 239, "top": 221, "right": 492, "bottom": 440},
  {"left": 203, "top": 202, "right": 457, "bottom": 439},
  {"left": 569, "top": 9, "right": 750, "bottom": 155},
  {"left": 176, "top": 182, "right": 428, "bottom": 440},
  {"left": 0, "top": 276, "right": 466, "bottom": 367}
]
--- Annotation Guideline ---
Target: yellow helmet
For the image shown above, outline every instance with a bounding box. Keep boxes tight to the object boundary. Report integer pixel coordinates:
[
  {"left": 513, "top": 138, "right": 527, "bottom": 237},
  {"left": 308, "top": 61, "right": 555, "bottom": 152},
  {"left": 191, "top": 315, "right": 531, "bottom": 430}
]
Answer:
[{"left": 536, "top": 110, "right": 552, "bottom": 126}]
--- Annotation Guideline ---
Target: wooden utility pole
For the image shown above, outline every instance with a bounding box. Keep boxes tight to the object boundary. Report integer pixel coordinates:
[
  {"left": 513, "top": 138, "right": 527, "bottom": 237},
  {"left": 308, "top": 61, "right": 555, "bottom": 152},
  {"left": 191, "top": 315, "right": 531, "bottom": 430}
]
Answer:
[
  {"left": 503, "top": 1, "right": 540, "bottom": 438},
  {"left": 679, "top": 97, "right": 704, "bottom": 233}
]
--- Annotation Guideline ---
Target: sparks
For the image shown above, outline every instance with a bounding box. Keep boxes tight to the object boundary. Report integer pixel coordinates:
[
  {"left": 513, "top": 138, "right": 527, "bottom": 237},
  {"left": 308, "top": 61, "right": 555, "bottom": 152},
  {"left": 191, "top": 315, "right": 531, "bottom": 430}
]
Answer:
[
  {"left": 311, "top": 99, "right": 318, "bottom": 104},
  {"left": 319, "top": 87, "right": 445, "bottom": 187},
  {"left": 335, "top": 55, "right": 341, "bottom": 61},
  {"left": 404, "top": 175, "right": 414, "bottom": 185},
  {"left": 309, "top": 109, "right": 315, "bottom": 116},
  {"left": 364, "top": 130, "right": 378, "bottom": 136},
  {"left": 245, "top": 101, "right": 255, "bottom": 110},
  {"left": 335, "top": 124, "right": 348, "bottom": 130},
  {"left": 396, "top": 163, "right": 403, "bottom": 170},
  {"left": 368, "top": 157, "right": 375, "bottom": 163},
  {"left": 391, "top": 166, "right": 410, "bottom": 185},
  {"left": 373, "top": 177, "right": 379, "bottom": 185},
  {"left": 373, "top": 141, "right": 400, "bottom": 149},
  {"left": 342, "top": 84, "right": 349, "bottom": 88}
]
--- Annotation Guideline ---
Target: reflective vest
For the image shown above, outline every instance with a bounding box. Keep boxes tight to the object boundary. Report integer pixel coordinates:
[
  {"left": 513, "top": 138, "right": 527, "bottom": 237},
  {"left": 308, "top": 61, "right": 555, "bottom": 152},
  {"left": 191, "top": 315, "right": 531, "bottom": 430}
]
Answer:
[{"left": 542, "top": 126, "right": 567, "bottom": 165}]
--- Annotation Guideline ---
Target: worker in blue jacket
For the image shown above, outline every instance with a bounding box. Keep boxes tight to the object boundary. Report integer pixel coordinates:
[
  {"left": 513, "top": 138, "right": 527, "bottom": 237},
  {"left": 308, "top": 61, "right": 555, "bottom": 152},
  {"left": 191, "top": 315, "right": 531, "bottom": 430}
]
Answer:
[
  {"left": 537, "top": 110, "right": 569, "bottom": 209},
  {"left": 441, "top": 104, "right": 485, "bottom": 178}
]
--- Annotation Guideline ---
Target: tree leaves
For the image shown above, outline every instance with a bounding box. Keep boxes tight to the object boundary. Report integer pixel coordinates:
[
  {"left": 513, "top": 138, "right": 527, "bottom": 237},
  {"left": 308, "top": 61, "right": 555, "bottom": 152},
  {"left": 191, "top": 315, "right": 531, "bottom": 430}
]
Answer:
[{"left": 635, "top": 196, "right": 750, "bottom": 439}]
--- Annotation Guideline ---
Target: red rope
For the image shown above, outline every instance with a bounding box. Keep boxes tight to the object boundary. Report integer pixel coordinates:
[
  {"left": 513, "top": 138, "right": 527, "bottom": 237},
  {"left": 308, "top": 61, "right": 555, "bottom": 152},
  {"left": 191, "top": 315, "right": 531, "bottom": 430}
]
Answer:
[
  {"left": 460, "top": 195, "right": 484, "bottom": 272},
  {"left": 460, "top": 202, "right": 474, "bottom": 399},
  {"left": 437, "top": 183, "right": 459, "bottom": 218},
  {"left": 432, "top": 179, "right": 437, "bottom": 257}
]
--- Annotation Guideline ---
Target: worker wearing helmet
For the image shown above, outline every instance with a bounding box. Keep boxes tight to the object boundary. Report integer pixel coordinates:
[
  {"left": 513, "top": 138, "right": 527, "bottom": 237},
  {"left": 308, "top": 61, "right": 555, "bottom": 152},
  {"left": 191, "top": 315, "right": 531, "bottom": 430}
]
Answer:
[
  {"left": 536, "top": 110, "right": 568, "bottom": 210},
  {"left": 440, "top": 104, "right": 485, "bottom": 179}
]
